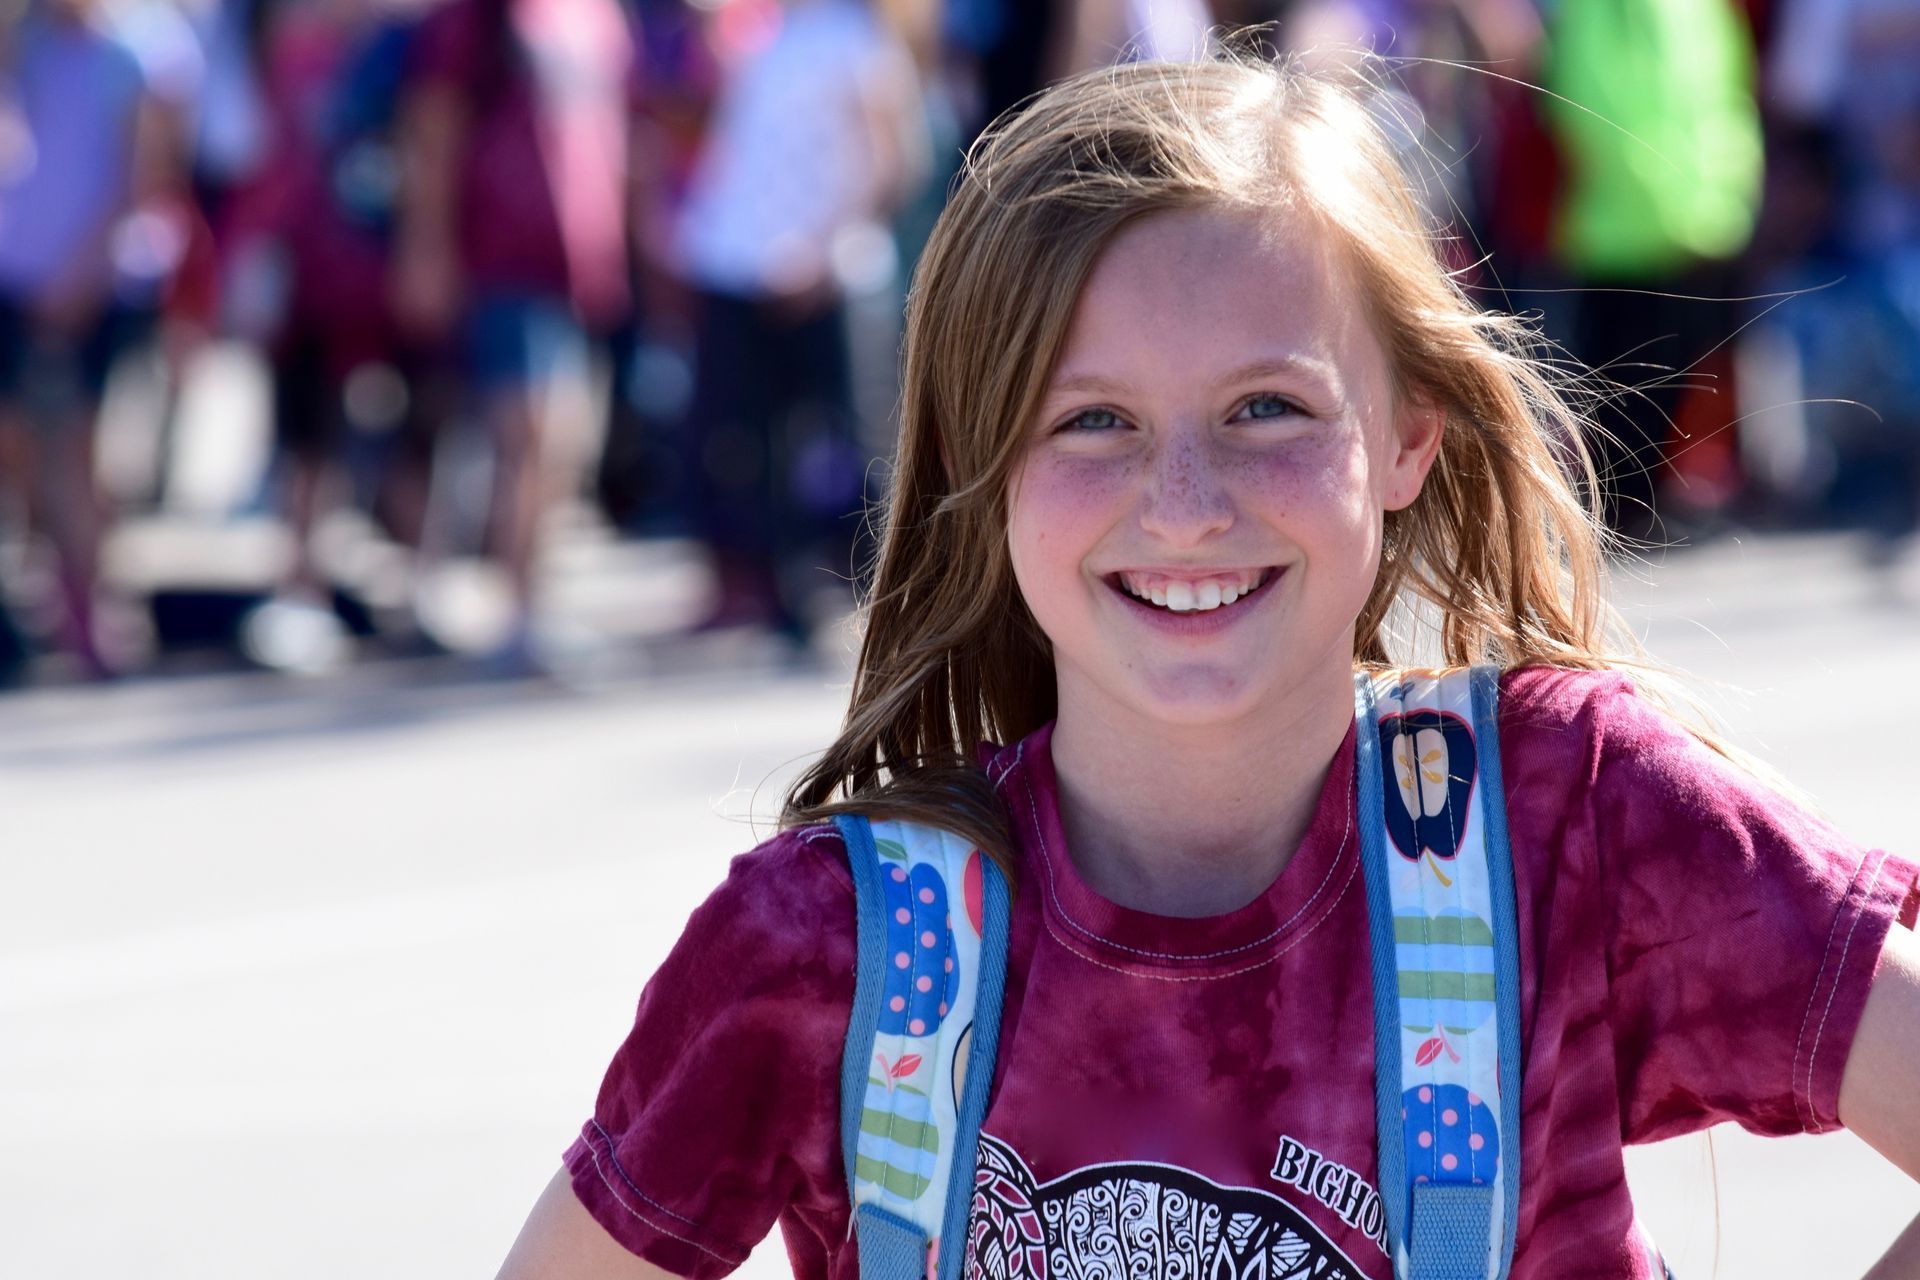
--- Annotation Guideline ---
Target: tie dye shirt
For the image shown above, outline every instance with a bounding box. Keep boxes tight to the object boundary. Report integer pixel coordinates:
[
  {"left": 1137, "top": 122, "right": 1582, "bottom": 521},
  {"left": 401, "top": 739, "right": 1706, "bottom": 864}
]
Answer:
[{"left": 563, "top": 666, "right": 1918, "bottom": 1279}]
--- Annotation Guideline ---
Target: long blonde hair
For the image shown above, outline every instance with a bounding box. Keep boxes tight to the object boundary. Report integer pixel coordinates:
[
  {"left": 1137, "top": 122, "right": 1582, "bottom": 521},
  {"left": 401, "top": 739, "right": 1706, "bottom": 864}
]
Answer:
[{"left": 785, "top": 51, "right": 1629, "bottom": 874}]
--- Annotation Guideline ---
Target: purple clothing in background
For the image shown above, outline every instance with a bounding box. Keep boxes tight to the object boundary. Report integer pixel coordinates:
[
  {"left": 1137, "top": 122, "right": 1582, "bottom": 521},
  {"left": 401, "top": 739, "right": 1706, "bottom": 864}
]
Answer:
[
  {"left": 565, "top": 667, "right": 1918, "bottom": 1278},
  {"left": 405, "top": 0, "right": 634, "bottom": 329},
  {"left": 0, "top": 11, "right": 146, "bottom": 297}
]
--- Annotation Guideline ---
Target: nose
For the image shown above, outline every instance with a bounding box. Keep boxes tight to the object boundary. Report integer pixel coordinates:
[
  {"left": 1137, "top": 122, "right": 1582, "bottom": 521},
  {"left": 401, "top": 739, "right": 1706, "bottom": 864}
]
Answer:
[{"left": 1137, "top": 425, "right": 1235, "bottom": 546}]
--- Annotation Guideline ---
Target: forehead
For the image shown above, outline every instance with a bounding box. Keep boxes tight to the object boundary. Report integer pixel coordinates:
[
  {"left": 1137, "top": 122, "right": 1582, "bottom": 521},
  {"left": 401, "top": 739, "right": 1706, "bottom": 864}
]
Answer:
[{"left": 1049, "top": 204, "right": 1390, "bottom": 401}]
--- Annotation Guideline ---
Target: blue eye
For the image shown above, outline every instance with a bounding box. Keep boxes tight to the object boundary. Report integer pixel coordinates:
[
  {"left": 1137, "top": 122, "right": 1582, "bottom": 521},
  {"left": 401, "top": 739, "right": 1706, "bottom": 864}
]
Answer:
[
  {"left": 1061, "top": 407, "right": 1123, "bottom": 432},
  {"left": 1237, "top": 394, "right": 1301, "bottom": 421}
]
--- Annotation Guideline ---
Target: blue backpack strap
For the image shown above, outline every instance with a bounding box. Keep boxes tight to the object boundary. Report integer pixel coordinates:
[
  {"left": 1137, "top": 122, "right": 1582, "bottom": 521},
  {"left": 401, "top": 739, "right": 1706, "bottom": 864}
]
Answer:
[
  {"left": 1354, "top": 667, "right": 1523, "bottom": 1280},
  {"left": 834, "top": 813, "right": 1011, "bottom": 1280}
]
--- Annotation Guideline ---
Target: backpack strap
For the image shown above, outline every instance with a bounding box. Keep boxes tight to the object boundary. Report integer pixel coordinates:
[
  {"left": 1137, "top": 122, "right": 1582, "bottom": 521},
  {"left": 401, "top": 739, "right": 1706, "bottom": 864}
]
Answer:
[
  {"left": 835, "top": 814, "right": 1012, "bottom": 1280},
  {"left": 1354, "top": 667, "right": 1523, "bottom": 1280}
]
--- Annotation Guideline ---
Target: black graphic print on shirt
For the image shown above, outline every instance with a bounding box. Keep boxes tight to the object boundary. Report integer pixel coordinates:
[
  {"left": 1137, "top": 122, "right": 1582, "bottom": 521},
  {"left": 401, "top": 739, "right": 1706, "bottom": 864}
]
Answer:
[{"left": 963, "top": 1133, "right": 1378, "bottom": 1280}]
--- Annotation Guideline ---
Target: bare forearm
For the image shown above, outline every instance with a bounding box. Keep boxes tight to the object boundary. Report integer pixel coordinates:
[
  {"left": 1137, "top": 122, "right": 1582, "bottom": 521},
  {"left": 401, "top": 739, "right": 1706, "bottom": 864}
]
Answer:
[
  {"left": 1865, "top": 1212, "right": 1920, "bottom": 1280},
  {"left": 395, "top": 84, "right": 465, "bottom": 255}
]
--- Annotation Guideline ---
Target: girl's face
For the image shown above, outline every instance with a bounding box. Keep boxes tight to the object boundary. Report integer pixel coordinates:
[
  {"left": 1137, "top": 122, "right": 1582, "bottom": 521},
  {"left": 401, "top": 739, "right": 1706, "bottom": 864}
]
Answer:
[{"left": 1006, "top": 204, "right": 1440, "bottom": 734}]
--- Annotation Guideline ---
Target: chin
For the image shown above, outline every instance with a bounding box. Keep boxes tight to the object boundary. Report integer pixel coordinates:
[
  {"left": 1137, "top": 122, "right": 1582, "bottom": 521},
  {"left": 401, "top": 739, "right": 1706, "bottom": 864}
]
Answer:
[{"left": 1129, "top": 671, "right": 1269, "bottom": 728}]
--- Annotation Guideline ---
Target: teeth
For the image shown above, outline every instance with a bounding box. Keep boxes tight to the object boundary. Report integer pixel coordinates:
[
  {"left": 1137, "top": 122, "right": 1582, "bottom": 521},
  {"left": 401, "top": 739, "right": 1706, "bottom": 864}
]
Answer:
[{"left": 1119, "top": 570, "right": 1269, "bottom": 612}]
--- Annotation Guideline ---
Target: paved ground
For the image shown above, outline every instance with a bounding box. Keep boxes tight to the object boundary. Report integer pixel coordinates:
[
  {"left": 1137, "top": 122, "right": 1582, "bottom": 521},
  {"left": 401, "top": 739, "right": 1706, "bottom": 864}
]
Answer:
[{"left": 5, "top": 530, "right": 1920, "bottom": 1279}]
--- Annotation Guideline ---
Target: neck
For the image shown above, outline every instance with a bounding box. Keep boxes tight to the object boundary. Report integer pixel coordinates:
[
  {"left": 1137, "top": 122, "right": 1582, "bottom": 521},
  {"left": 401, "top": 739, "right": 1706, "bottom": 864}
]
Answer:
[{"left": 1049, "top": 665, "right": 1355, "bottom": 918}]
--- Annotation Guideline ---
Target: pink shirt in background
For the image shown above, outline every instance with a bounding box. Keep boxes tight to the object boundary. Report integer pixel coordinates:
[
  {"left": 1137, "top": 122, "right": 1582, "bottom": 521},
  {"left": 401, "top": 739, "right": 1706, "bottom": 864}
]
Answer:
[
  {"left": 408, "top": 0, "right": 634, "bottom": 327},
  {"left": 565, "top": 667, "right": 1918, "bottom": 1278}
]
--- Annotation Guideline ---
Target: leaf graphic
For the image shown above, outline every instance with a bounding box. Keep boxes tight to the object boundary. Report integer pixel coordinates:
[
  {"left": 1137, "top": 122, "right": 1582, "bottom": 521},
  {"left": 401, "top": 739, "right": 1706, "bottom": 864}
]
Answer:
[
  {"left": 1424, "top": 850, "right": 1455, "bottom": 886},
  {"left": 1415, "top": 1037, "right": 1444, "bottom": 1067},
  {"left": 892, "top": 1054, "right": 923, "bottom": 1079}
]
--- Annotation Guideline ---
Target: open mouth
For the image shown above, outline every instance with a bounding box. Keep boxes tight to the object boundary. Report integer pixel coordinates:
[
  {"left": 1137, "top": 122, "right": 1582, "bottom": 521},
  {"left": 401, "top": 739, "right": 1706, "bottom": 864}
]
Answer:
[{"left": 1105, "top": 568, "right": 1279, "bottom": 615}]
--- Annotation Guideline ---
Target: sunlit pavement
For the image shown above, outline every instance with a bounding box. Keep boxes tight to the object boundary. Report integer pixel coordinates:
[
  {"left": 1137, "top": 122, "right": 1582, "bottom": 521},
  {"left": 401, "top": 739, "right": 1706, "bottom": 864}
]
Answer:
[{"left": 5, "top": 530, "right": 1920, "bottom": 1279}]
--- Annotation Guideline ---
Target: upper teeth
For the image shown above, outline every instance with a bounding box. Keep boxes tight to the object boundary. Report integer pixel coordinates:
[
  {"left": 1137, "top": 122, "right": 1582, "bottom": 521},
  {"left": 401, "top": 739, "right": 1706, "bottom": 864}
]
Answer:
[{"left": 1119, "top": 570, "right": 1268, "bottom": 613}]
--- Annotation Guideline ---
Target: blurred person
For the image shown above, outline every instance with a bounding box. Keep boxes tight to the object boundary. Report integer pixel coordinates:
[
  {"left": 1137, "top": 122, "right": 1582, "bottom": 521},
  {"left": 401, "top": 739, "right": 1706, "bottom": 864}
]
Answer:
[
  {"left": 1754, "top": 0, "right": 1920, "bottom": 546},
  {"left": 671, "top": 0, "right": 925, "bottom": 637},
  {"left": 1055, "top": 0, "right": 1213, "bottom": 69},
  {"left": 0, "top": 0, "right": 203, "bottom": 678},
  {"left": 390, "top": 0, "right": 635, "bottom": 670},
  {"left": 1277, "top": 0, "right": 1545, "bottom": 279},
  {"left": 1542, "top": 0, "right": 1763, "bottom": 544},
  {"left": 1769, "top": 0, "right": 1920, "bottom": 266},
  {"left": 220, "top": 0, "right": 427, "bottom": 671},
  {"left": 186, "top": 0, "right": 269, "bottom": 215},
  {"left": 594, "top": 0, "right": 720, "bottom": 535},
  {"left": 945, "top": 0, "right": 1209, "bottom": 143}
]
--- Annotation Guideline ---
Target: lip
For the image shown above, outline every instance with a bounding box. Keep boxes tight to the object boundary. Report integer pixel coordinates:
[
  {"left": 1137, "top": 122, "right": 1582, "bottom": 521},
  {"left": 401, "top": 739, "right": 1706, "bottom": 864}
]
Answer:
[{"left": 1101, "top": 566, "right": 1283, "bottom": 635}]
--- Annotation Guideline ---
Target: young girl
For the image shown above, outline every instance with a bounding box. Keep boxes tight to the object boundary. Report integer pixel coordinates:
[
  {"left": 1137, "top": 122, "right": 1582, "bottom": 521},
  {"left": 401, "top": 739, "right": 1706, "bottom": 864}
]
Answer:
[{"left": 497, "top": 52, "right": 1920, "bottom": 1279}]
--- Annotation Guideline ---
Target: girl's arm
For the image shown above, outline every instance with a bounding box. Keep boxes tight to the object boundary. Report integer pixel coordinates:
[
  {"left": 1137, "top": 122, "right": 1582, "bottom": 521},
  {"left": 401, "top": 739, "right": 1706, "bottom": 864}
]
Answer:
[
  {"left": 1840, "top": 924, "right": 1920, "bottom": 1276},
  {"left": 497, "top": 1168, "right": 681, "bottom": 1280}
]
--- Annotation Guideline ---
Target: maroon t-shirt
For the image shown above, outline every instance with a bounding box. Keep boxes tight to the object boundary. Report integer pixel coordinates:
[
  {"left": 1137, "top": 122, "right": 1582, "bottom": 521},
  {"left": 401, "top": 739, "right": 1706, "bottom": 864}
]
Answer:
[{"left": 564, "top": 667, "right": 1918, "bottom": 1278}]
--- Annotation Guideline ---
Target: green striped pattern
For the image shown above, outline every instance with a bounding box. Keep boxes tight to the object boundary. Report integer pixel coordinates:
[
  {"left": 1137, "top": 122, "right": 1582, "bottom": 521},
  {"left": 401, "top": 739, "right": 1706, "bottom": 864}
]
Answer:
[
  {"left": 1397, "top": 971, "right": 1497, "bottom": 1001},
  {"left": 853, "top": 1153, "right": 932, "bottom": 1201},
  {"left": 1394, "top": 914, "right": 1494, "bottom": 946},
  {"left": 855, "top": 1078, "right": 939, "bottom": 1202}
]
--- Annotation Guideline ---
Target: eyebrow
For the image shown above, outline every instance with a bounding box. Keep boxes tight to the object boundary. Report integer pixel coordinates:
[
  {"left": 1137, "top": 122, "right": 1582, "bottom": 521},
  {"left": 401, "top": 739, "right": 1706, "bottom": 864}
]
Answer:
[{"left": 1046, "top": 355, "right": 1339, "bottom": 399}]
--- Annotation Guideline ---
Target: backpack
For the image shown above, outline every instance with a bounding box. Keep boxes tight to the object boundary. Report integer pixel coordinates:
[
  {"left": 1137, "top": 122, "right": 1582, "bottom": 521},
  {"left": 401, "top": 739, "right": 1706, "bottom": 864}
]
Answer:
[{"left": 833, "top": 667, "right": 1526, "bottom": 1280}]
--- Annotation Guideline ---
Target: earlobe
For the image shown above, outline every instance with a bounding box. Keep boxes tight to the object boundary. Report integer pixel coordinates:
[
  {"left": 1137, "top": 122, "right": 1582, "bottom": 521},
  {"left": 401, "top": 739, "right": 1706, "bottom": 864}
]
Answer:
[{"left": 1385, "top": 403, "right": 1445, "bottom": 511}]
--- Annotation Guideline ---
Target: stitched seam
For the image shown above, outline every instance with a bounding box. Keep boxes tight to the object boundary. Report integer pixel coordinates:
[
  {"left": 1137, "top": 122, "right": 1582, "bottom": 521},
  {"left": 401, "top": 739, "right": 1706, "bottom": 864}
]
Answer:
[
  {"left": 579, "top": 1123, "right": 745, "bottom": 1264},
  {"left": 1803, "top": 846, "right": 1888, "bottom": 1132},
  {"left": 1038, "top": 851, "right": 1359, "bottom": 982},
  {"left": 1024, "top": 755, "right": 1353, "bottom": 962},
  {"left": 1791, "top": 849, "right": 1864, "bottom": 1132},
  {"left": 587, "top": 1120, "right": 705, "bottom": 1227},
  {"left": 988, "top": 740, "right": 1027, "bottom": 790},
  {"left": 794, "top": 825, "right": 857, "bottom": 897}
]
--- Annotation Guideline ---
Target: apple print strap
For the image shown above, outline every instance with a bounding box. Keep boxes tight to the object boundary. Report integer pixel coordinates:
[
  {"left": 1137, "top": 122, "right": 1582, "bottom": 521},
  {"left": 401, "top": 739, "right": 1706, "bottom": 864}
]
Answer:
[
  {"left": 1354, "top": 667, "right": 1523, "bottom": 1280},
  {"left": 835, "top": 814, "right": 1011, "bottom": 1280}
]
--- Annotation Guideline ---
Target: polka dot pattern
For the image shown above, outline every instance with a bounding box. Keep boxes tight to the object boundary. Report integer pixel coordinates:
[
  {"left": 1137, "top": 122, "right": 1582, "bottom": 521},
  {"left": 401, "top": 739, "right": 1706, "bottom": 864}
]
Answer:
[
  {"left": 1401, "top": 1082, "right": 1498, "bottom": 1194},
  {"left": 875, "top": 855, "right": 958, "bottom": 1038}
]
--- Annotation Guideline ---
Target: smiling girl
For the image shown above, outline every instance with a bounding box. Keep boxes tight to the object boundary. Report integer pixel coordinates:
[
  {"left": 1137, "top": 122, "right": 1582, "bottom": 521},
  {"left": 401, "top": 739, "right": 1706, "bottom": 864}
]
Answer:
[{"left": 497, "top": 52, "right": 1920, "bottom": 1280}]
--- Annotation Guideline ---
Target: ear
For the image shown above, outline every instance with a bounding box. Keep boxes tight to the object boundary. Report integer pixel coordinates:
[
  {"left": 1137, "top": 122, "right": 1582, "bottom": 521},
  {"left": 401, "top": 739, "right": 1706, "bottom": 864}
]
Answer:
[{"left": 1382, "top": 399, "right": 1444, "bottom": 512}]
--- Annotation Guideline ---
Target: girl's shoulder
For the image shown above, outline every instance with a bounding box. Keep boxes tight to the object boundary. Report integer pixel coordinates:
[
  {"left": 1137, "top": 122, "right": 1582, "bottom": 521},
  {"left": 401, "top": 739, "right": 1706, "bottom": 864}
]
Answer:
[
  {"left": 691, "top": 821, "right": 857, "bottom": 947},
  {"left": 1494, "top": 662, "right": 1691, "bottom": 779},
  {"left": 1488, "top": 662, "right": 1796, "bottom": 857},
  {"left": 640, "top": 823, "right": 862, "bottom": 1013},
  {"left": 746, "top": 820, "right": 855, "bottom": 889},
  {"left": 1495, "top": 662, "right": 1638, "bottom": 731}
]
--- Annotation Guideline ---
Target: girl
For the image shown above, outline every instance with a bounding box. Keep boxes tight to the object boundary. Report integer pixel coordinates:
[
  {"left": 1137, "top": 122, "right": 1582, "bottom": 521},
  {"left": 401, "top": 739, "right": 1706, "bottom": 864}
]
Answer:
[{"left": 498, "top": 52, "right": 1920, "bottom": 1279}]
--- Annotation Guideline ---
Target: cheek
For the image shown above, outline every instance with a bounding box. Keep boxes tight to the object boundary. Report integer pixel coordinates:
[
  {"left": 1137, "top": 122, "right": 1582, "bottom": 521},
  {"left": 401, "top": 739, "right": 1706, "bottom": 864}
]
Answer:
[
  {"left": 1235, "top": 432, "right": 1371, "bottom": 517},
  {"left": 1008, "top": 455, "right": 1139, "bottom": 571}
]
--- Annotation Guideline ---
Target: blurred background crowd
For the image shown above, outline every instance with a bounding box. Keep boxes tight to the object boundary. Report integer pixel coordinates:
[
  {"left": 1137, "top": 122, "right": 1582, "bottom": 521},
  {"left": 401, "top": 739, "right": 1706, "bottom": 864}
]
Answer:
[{"left": 0, "top": 0, "right": 1914, "bottom": 687}]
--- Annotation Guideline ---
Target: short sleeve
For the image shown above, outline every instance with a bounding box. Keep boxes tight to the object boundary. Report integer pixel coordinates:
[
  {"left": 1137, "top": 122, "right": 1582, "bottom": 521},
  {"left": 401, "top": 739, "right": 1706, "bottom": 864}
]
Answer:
[
  {"left": 563, "top": 825, "right": 855, "bottom": 1278},
  {"left": 1585, "top": 679, "right": 1920, "bottom": 1144}
]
